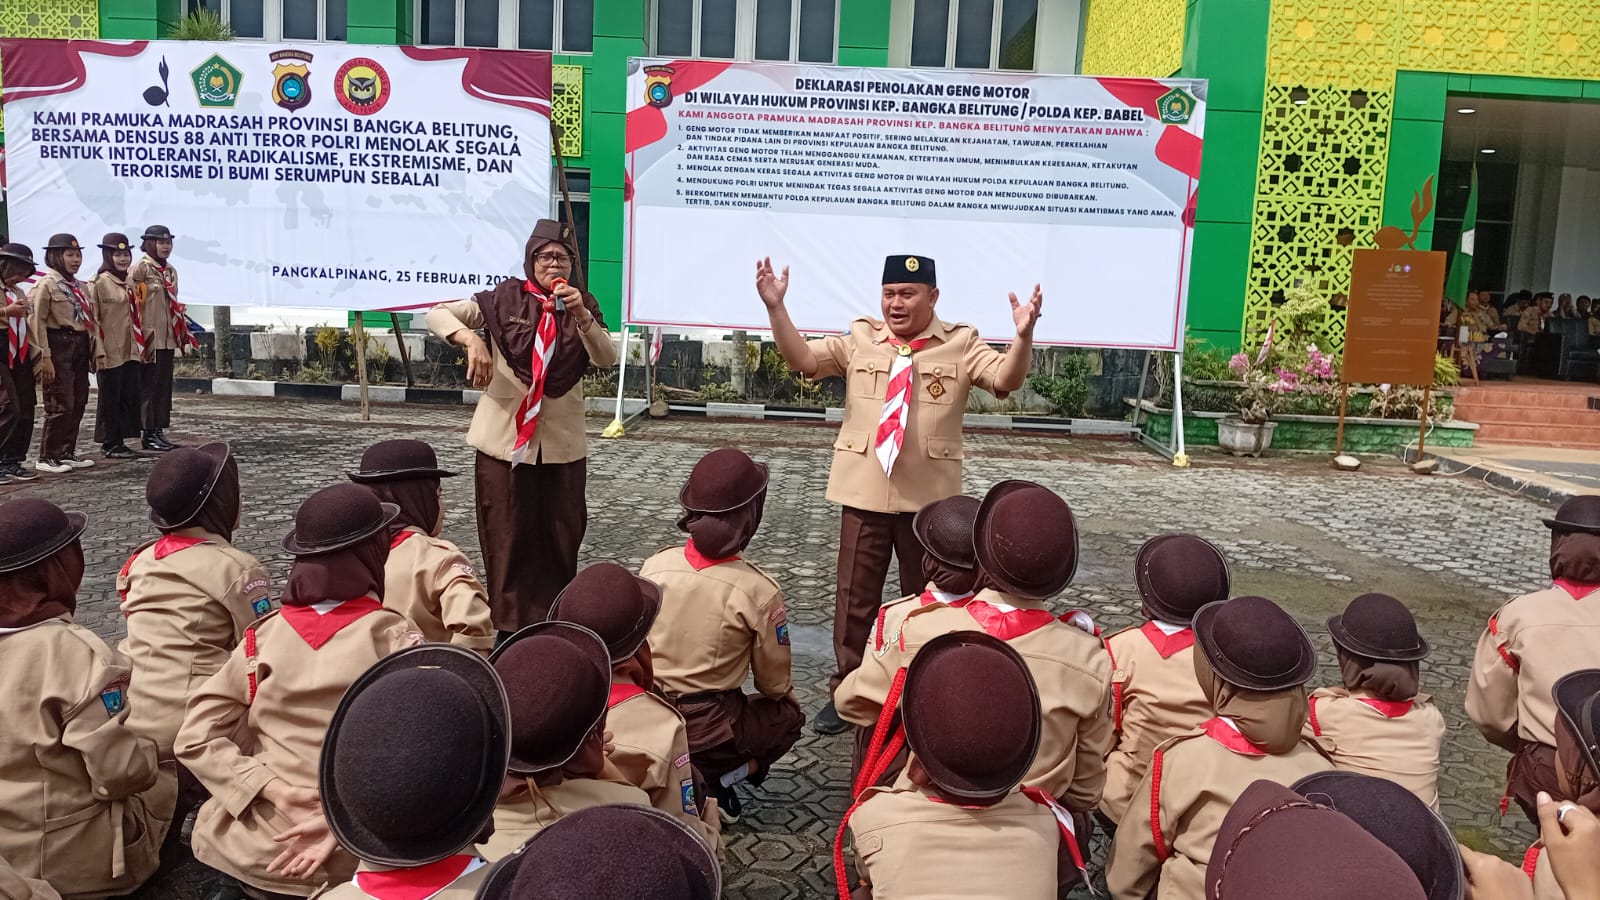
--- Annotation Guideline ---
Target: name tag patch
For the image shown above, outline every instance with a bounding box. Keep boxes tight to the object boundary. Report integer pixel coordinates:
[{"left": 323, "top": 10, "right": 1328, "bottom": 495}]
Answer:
[
  {"left": 775, "top": 623, "right": 790, "bottom": 646},
  {"left": 674, "top": 752, "right": 692, "bottom": 769},
  {"left": 681, "top": 779, "right": 699, "bottom": 815}
]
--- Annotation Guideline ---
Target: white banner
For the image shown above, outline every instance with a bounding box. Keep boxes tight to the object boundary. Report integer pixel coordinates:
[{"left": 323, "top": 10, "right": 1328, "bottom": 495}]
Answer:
[
  {"left": 1, "top": 39, "right": 552, "bottom": 310},
  {"left": 624, "top": 60, "right": 1205, "bottom": 350}
]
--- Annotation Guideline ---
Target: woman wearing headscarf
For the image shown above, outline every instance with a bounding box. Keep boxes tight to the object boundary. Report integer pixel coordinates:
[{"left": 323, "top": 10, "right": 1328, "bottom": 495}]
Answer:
[
  {"left": 425, "top": 220, "right": 617, "bottom": 636},
  {"left": 1469, "top": 495, "right": 1600, "bottom": 825},
  {"left": 130, "top": 225, "right": 193, "bottom": 452},
  {"left": 0, "top": 498, "right": 175, "bottom": 897},
  {"left": 89, "top": 233, "right": 142, "bottom": 459},
  {"left": 0, "top": 243, "right": 41, "bottom": 483},
  {"left": 175, "top": 484, "right": 420, "bottom": 899},
  {"left": 28, "top": 234, "right": 100, "bottom": 475}
]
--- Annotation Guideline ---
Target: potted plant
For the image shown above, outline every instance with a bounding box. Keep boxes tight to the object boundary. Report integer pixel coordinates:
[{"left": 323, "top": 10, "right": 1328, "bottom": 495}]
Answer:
[{"left": 1219, "top": 350, "right": 1285, "bottom": 456}]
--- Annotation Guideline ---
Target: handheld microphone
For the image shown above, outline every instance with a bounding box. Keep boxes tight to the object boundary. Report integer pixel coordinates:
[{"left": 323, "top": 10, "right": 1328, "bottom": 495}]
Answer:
[{"left": 550, "top": 276, "right": 568, "bottom": 312}]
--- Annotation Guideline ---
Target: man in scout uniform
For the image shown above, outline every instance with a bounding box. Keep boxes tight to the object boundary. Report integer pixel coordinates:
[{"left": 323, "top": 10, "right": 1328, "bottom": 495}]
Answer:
[
  {"left": 641, "top": 447, "right": 805, "bottom": 821},
  {"left": 476, "top": 805, "right": 720, "bottom": 900},
  {"left": 1107, "top": 595, "right": 1330, "bottom": 900},
  {"left": 311, "top": 644, "right": 510, "bottom": 899},
  {"left": 1100, "top": 533, "right": 1230, "bottom": 826},
  {"left": 89, "top": 233, "right": 142, "bottom": 459},
  {"left": 348, "top": 439, "right": 495, "bottom": 654},
  {"left": 548, "top": 563, "right": 718, "bottom": 844},
  {"left": 1468, "top": 494, "right": 1600, "bottom": 824},
  {"left": 0, "top": 243, "right": 41, "bottom": 482},
  {"left": 841, "top": 631, "right": 1070, "bottom": 900},
  {"left": 29, "top": 234, "right": 98, "bottom": 474},
  {"left": 0, "top": 498, "right": 176, "bottom": 898},
  {"left": 1304, "top": 593, "right": 1446, "bottom": 808},
  {"left": 1288, "top": 771, "right": 1463, "bottom": 900},
  {"left": 755, "top": 253, "right": 1042, "bottom": 734},
  {"left": 479, "top": 622, "right": 648, "bottom": 861},
  {"left": 131, "top": 224, "right": 194, "bottom": 452}
]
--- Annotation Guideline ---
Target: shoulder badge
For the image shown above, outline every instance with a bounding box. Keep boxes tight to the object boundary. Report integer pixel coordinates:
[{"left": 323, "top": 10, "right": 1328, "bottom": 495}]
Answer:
[
  {"left": 775, "top": 622, "right": 790, "bottom": 646},
  {"left": 674, "top": 752, "right": 692, "bottom": 769},
  {"left": 99, "top": 677, "right": 129, "bottom": 716},
  {"left": 251, "top": 596, "right": 273, "bottom": 618},
  {"left": 681, "top": 778, "right": 699, "bottom": 816}
]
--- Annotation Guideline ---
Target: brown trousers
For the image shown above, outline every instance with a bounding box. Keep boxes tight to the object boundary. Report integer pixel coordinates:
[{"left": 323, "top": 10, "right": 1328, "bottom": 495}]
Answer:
[
  {"left": 830, "top": 506, "right": 925, "bottom": 692},
  {"left": 0, "top": 352, "right": 36, "bottom": 463},
  {"left": 95, "top": 360, "right": 143, "bottom": 444},
  {"left": 141, "top": 349, "right": 175, "bottom": 430},
  {"left": 474, "top": 452, "right": 587, "bottom": 632},
  {"left": 676, "top": 689, "right": 805, "bottom": 786},
  {"left": 41, "top": 329, "right": 90, "bottom": 460},
  {"left": 1506, "top": 740, "right": 1561, "bottom": 826}
]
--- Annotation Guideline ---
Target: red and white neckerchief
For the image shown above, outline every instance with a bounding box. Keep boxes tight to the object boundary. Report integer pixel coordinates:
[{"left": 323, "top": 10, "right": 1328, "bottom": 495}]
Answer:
[
  {"left": 1357, "top": 696, "right": 1414, "bottom": 718},
  {"left": 872, "top": 336, "right": 929, "bottom": 477},
  {"left": 918, "top": 587, "right": 974, "bottom": 608},
  {"left": 1201, "top": 716, "right": 1268, "bottom": 756},
  {"left": 353, "top": 855, "right": 485, "bottom": 900},
  {"left": 1555, "top": 578, "right": 1600, "bottom": 600},
  {"left": 509, "top": 280, "right": 559, "bottom": 467},
  {"left": 390, "top": 528, "right": 420, "bottom": 550},
  {"left": 280, "top": 597, "right": 383, "bottom": 650},
  {"left": 963, "top": 598, "right": 1057, "bottom": 641},
  {"left": 1019, "top": 787, "right": 1091, "bottom": 885},
  {"left": 143, "top": 258, "right": 198, "bottom": 353},
  {"left": 684, "top": 538, "right": 738, "bottom": 570},
  {"left": 62, "top": 278, "right": 100, "bottom": 342},
  {"left": 119, "top": 273, "right": 146, "bottom": 358},
  {"left": 1140, "top": 620, "right": 1196, "bottom": 659},
  {"left": 608, "top": 683, "right": 647, "bottom": 708},
  {"left": 5, "top": 282, "right": 32, "bottom": 366}
]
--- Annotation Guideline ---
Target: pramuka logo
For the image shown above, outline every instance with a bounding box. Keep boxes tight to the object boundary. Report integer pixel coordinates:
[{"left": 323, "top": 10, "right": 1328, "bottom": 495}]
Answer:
[
  {"left": 336, "top": 57, "right": 391, "bottom": 116},
  {"left": 271, "top": 50, "right": 313, "bottom": 113},
  {"left": 644, "top": 65, "right": 675, "bottom": 108}
]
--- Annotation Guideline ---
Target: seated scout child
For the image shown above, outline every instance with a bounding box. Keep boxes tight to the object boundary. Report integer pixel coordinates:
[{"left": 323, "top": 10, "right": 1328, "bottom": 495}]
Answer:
[
  {"left": 349, "top": 439, "right": 494, "bottom": 654},
  {"left": 1107, "top": 595, "right": 1330, "bottom": 900},
  {"left": 1520, "top": 669, "right": 1600, "bottom": 900},
  {"left": 1289, "top": 771, "right": 1463, "bottom": 900},
  {"left": 642, "top": 447, "right": 805, "bottom": 821},
  {"left": 176, "top": 484, "right": 420, "bottom": 898},
  {"left": 312, "top": 644, "right": 510, "bottom": 899},
  {"left": 0, "top": 499, "right": 175, "bottom": 898},
  {"left": 841, "top": 631, "right": 1068, "bottom": 900},
  {"left": 1305, "top": 593, "right": 1446, "bottom": 808},
  {"left": 478, "top": 622, "right": 648, "bottom": 861},
  {"left": 1100, "top": 533, "right": 1230, "bottom": 825},
  {"left": 477, "top": 805, "right": 719, "bottom": 900}
]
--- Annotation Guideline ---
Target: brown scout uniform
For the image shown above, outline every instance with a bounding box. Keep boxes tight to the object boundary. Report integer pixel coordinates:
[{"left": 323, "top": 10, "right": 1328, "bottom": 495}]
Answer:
[
  {"left": 605, "top": 683, "right": 708, "bottom": 838},
  {"left": 477, "top": 775, "right": 648, "bottom": 862},
  {"left": 1, "top": 279, "right": 40, "bottom": 467},
  {"left": 316, "top": 862, "right": 489, "bottom": 899},
  {"left": 28, "top": 270, "right": 98, "bottom": 462},
  {"left": 1100, "top": 623, "right": 1210, "bottom": 823},
  {"left": 116, "top": 530, "right": 272, "bottom": 754},
  {"left": 1467, "top": 584, "right": 1600, "bottom": 750},
  {"left": 175, "top": 608, "right": 419, "bottom": 895},
  {"left": 89, "top": 269, "right": 141, "bottom": 446},
  {"left": 836, "top": 588, "right": 1115, "bottom": 809},
  {"left": 642, "top": 547, "right": 795, "bottom": 699},
  {"left": 383, "top": 527, "right": 495, "bottom": 653},
  {"left": 1106, "top": 725, "right": 1329, "bottom": 900},
  {"left": 0, "top": 854, "right": 61, "bottom": 900},
  {"left": 1304, "top": 687, "right": 1445, "bottom": 808},
  {"left": 0, "top": 619, "right": 175, "bottom": 899},
  {"left": 129, "top": 255, "right": 183, "bottom": 434}
]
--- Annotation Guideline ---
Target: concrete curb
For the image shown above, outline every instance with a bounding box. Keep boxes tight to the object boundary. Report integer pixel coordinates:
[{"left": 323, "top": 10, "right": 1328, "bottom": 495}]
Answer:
[{"left": 1401, "top": 448, "right": 1572, "bottom": 506}]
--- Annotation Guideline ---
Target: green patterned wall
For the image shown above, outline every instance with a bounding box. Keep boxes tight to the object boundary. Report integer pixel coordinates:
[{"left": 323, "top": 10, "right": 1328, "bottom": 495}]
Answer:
[{"left": 0, "top": 1, "right": 101, "bottom": 136}]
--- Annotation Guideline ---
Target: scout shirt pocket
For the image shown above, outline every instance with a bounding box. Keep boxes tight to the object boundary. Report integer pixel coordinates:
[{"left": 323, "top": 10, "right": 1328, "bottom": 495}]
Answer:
[
  {"left": 42, "top": 800, "right": 120, "bottom": 889},
  {"left": 850, "top": 358, "right": 889, "bottom": 400},
  {"left": 834, "top": 429, "right": 873, "bottom": 456}
]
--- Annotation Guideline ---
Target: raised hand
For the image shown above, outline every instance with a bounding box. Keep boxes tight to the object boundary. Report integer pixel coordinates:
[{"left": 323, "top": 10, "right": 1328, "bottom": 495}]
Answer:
[
  {"left": 1009, "top": 284, "right": 1043, "bottom": 338},
  {"left": 756, "top": 257, "right": 790, "bottom": 310}
]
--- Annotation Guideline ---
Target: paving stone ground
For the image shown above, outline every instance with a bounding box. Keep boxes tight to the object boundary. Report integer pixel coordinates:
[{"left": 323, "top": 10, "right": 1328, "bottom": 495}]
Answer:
[{"left": 1, "top": 395, "right": 1555, "bottom": 898}]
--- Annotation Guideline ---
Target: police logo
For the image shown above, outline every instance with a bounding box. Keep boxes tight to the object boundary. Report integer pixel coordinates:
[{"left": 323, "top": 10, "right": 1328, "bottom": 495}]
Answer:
[
  {"left": 644, "top": 65, "right": 675, "bottom": 109},
  {"left": 191, "top": 54, "right": 243, "bottom": 109},
  {"left": 252, "top": 597, "right": 272, "bottom": 617},
  {"left": 270, "top": 50, "right": 313, "bottom": 113},
  {"left": 904, "top": 256, "right": 920, "bottom": 273},
  {"left": 336, "top": 57, "right": 390, "bottom": 116},
  {"left": 100, "top": 681, "right": 128, "bottom": 716}
]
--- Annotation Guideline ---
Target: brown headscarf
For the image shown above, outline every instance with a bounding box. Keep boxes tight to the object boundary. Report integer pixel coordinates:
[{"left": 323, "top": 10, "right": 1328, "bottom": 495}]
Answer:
[
  {"left": 1336, "top": 648, "right": 1419, "bottom": 702},
  {"left": 0, "top": 540, "right": 85, "bottom": 630},
  {"left": 1195, "top": 651, "right": 1308, "bottom": 754},
  {"left": 922, "top": 553, "right": 979, "bottom": 597},
  {"left": 365, "top": 477, "right": 441, "bottom": 537},
  {"left": 613, "top": 643, "right": 655, "bottom": 692},
  {"left": 157, "top": 456, "right": 241, "bottom": 543},
  {"left": 281, "top": 531, "right": 390, "bottom": 607},
  {"left": 473, "top": 233, "right": 606, "bottom": 400},
  {"left": 679, "top": 493, "right": 766, "bottom": 559},
  {"left": 98, "top": 247, "right": 129, "bottom": 279},
  {"left": 497, "top": 724, "right": 613, "bottom": 805},
  {"left": 1551, "top": 532, "right": 1600, "bottom": 585}
]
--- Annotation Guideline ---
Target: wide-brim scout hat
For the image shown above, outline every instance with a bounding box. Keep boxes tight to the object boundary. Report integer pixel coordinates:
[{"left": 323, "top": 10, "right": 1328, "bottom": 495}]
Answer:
[
  {"left": 141, "top": 225, "right": 176, "bottom": 241},
  {"left": 347, "top": 439, "right": 457, "bottom": 483},
  {"left": 973, "top": 480, "right": 1078, "bottom": 600},
  {"left": 548, "top": 563, "right": 662, "bottom": 664},
  {"left": 527, "top": 218, "right": 575, "bottom": 255},
  {"left": 904, "top": 631, "right": 1040, "bottom": 805},
  {"left": 1544, "top": 495, "right": 1600, "bottom": 535},
  {"left": 912, "top": 495, "right": 980, "bottom": 569},
  {"left": 883, "top": 254, "right": 936, "bottom": 287},
  {"left": 1136, "top": 533, "right": 1231, "bottom": 626},
  {"left": 1205, "top": 781, "right": 1426, "bottom": 900},
  {"left": 147, "top": 442, "right": 232, "bottom": 530},
  {"left": 321, "top": 644, "right": 510, "bottom": 866},
  {"left": 0, "top": 499, "right": 87, "bottom": 574},
  {"left": 1290, "top": 772, "right": 1462, "bottom": 900},
  {"left": 281, "top": 483, "right": 401, "bottom": 556},
  {"left": 0, "top": 243, "right": 37, "bottom": 267},
  {"left": 1554, "top": 669, "right": 1600, "bottom": 787},
  {"left": 490, "top": 621, "right": 612, "bottom": 776},
  {"left": 1326, "top": 593, "right": 1430, "bottom": 662},
  {"left": 1192, "top": 595, "right": 1317, "bottom": 691},
  {"left": 44, "top": 234, "right": 81, "bottom": 251},
  {"left": 679, "top": 447, "right": 769, "bottom": 514},
  {"left": 476, "top": 804, "right": 720, "bottom": 900},
  {"left": 97, "top": 233, "right": 132, "bottom": 252}
]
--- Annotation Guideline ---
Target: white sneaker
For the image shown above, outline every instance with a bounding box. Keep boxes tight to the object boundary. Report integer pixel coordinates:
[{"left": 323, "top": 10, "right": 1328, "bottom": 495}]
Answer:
[
  {"left": 36, "top": 459, "right": 72, "bottom": 474},
  {"left": 62, "top": 454, "right": 93, "bottom": 469}
]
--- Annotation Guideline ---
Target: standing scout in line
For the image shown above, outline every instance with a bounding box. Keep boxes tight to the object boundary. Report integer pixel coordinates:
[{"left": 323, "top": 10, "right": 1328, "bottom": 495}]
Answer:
[
  {"left": 755, "top": 253, "right": 1041, "bottom": 734},
  {"left": 89, "top": 233, "right": 142, "bottom": 460},
  {"left": 0, "top": 243, "right": 40, "bottom": 483},
  {"left": 29, "top": 234, "right": 98, "bottom": 475},
  {"left": 130, "top": 225, "right": 195, "bottom": 452},
  {"left": 349, "top": 439, "right": 495, "bottom": 654},
  {"left": 426, "top": 220, "right": 618, "bottom": 636}
]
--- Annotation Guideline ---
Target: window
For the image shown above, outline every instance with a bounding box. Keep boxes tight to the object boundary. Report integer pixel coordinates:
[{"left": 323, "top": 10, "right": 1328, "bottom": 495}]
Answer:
[
  {"left": 910, "top": 0, "right": 1036, "bottom": 70},
  {"left": 187, "top": 0, "right": 347, "bottom": 42},
  {"left": 652, "top": 0, "right": 837, "bottom": 63},
  {"left": 416, "top": 0, "right": 593, "bottom": 52}
]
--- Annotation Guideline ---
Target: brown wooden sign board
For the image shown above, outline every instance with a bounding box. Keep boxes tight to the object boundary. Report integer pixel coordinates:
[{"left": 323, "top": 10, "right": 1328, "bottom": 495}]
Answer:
[{"left": 1342, "top": 249, "right": 1447, "bottom": 386}]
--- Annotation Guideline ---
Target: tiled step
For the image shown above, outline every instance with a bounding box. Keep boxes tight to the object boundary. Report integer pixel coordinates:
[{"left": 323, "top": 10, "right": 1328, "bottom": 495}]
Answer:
[
  {"left": 1453, "top": 388, "right": 1599, "bottom": 410},
  {"left": 1472, "top": 421, "right": 1600, "bottom": 447},
  {"left": 1451, "top": 404, "right": 1600, "bottom": 426}
]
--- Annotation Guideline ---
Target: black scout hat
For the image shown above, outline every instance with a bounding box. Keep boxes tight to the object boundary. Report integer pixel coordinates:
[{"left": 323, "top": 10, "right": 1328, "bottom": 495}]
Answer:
[
  {"left": 0, "top": 243, "right": 37, "bottom": 267},
  {"left": 973, "top": 480, "right": 1079, "bottom": 600},
  {"left": 141, "top": 225, "right": 176, "bottom": 241},
  {"left": 0, "top": 498, "right": 87, "bottom": 574},
  {"left": 490, "top": 621, "right": 611, "bottom": 776},
  {"left": 883, "top": 254, "right": 936, "bottom": 287},
  {"left": 1553, "top": 669, "right": 1600, "bottom": 786},
  {"left": 44, "top": 234, "right": 80, "bottom": 250},
  {"left": 321, "top": 644, "right": 511, "bottom": 867},
  {"left": 1544, "top": 495, "right": 1600, "bottom": 536},
  {"left": 1290, "top": 772, "right": 1463, "bottom": 900},
  {"left": 526, "top": 218, "right": 574, "bottom": 254},
  {"left": 347, "top": 438, "right": 457, "bottom": 483},
  {"left": 1136, "top": 533, "right": 1231, "bottom": 626},
  {"left": 912, "top": 495, "right": 980, "bottom": 570},
  {"left": 1192, "top": 595, "right": 1317, "bottom": 691},
  {"left": 679, "top": 446, "right": 769, "bottom": 514},
  {"left": 548, "top": 563, "right": 663, "bottom": 664},
  {"left": 1205, "top": 781, "right": 1426, "bottom": 900},
  {"left": 476, "top": 805, "right": 720, "bottom": 900},
  {"left": 147, "top": 442, "right": 232, "bottom": 530},
  {"left": 97, "top": 233, "right": 132, "bottom": 252},
  {"left": 281, "top": 483, "right": 401, "bottom": 556},
  {"left": 1326, "top": 593, "right": 1430, "bottom": 662},
  {"left": 903, "top": 631, "right": 1040, "bottom": 805}
]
